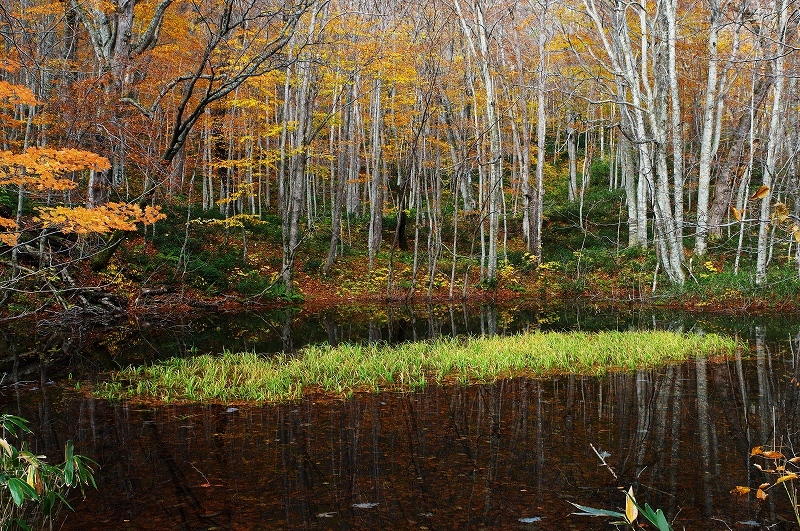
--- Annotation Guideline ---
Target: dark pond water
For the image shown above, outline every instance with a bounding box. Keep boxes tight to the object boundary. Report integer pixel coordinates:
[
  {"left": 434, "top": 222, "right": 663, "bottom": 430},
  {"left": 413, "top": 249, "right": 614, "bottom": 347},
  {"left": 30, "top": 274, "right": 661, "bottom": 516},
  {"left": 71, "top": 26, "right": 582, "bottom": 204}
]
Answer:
[{"left": 2, "top": 304, "right": 800, "bottom": 530}]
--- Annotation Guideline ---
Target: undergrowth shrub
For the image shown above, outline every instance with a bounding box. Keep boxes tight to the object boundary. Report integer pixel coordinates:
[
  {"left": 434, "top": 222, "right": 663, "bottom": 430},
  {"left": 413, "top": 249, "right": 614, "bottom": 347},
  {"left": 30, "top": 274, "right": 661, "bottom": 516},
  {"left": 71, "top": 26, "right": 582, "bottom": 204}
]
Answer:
[{"left": 0, "top": 414, "right": 96, "bottom": 530}]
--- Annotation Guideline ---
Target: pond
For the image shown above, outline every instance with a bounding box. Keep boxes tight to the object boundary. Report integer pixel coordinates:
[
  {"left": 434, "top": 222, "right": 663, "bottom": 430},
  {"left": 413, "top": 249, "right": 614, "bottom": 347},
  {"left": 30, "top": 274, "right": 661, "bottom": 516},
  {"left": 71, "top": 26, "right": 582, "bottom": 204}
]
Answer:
[{"left": 2, "top": 304, "right": 800, "bottom": 530}]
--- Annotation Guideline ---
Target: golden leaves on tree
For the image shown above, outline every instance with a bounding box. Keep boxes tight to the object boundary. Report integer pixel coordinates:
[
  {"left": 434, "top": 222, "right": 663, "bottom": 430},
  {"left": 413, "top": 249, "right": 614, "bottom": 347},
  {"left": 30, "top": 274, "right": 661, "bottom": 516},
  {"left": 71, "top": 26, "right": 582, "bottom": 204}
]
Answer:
[
  {"left": 750, "top": 185, "right": 770, "bottom": 200},
  {"left": 0, "top": 81, "right": 39, "bottom": 107},
  {"left": 0, "top": 147, "right": 110, "bottom": 190},
  {"left": 0, "top": 147, "right": 142, "bottom": 247},
  {"left": 34, "top": 204, "right": 166, "bottom": 234}
]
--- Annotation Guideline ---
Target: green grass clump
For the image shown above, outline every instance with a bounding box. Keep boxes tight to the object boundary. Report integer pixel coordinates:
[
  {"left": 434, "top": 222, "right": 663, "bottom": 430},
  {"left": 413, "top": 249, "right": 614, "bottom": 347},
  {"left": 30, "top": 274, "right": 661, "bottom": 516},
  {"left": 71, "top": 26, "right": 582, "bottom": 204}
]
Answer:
[{"left": 95, "top": 331, "right": 740, "bottom": 404}]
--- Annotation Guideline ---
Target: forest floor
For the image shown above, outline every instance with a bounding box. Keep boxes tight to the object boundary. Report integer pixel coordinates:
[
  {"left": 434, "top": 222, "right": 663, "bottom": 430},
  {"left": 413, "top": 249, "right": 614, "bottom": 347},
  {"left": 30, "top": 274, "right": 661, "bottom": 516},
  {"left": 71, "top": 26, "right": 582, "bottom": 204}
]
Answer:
[
  {"left": 4, "top": 185, "right": 800, "bottom": 321},
  {"left": 8, "top": 231, "right": 791, "bottom": 323}
]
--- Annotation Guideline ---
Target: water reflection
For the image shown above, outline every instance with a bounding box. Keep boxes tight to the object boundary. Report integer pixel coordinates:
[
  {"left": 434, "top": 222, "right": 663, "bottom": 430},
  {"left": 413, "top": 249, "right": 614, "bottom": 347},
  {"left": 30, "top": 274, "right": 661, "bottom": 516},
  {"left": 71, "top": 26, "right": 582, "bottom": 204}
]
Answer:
[
  {"left": 2, "top": 303, "right": 798, "bottom": 377},
  {"left": 0, "top": 339, "right": 797, "bottom": 530},
  {"left": 3, "top": 306, "right": 800, "bottom": 529}
]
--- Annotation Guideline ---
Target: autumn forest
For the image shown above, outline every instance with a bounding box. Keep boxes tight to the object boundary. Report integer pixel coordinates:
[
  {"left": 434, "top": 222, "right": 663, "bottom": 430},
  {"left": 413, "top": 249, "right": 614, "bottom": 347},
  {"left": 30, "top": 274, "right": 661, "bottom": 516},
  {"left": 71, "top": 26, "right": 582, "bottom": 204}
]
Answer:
[{"left": 1, "top": 0, "right": 800, "bottom": 313}]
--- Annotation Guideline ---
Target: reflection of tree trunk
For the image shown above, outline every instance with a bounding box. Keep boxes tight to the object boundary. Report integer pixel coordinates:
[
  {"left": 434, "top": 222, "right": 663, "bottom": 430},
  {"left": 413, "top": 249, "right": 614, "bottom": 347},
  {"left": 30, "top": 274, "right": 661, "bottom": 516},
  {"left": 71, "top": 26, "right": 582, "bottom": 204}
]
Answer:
[
  {"left": 485, "top": 305, "right": 497, "bottom": 337},
  {"left": 535, "top": 381, "right": 544, "bottom": 492},
  {"left": 142, "top": 411, "right": 223, "bottom": 528},
  {"left": 632, "top": 370, "right": 652, "bottom": 476},
  {"left": 321, "top": 315, "right": 339, "bottom": 347},
  {"left": 482, "top": 383, "right": 502, "bottom": 526},
  {"left": 564, "top": 375, "right": 575, "bottom": 448},
  {"left": 667, "top": 364, "right": 683, "bottom": 517},
  {"left": 281, "top": 310, "right": 293, "bottom": 351},
  {"left": 696, "top": 356, "right": 714, "bottom": 516},
  {"left": 648, "top": 367, "right": 673, "bottom": 482},
  {"left": 368, "top": 320, "right": 381, "bottom": 343},
  {"left": 755, "top": 327, "right": 772, "bottom": 446},
  {"left": 711, "top": 360, "right": 750, "bottom": 456}
]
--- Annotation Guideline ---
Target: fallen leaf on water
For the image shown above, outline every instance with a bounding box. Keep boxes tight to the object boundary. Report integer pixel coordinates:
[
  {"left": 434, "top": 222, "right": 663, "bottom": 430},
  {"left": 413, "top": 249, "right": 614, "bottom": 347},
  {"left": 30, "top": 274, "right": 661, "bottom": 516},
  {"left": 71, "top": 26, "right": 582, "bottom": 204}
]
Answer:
[
  {"left": 731, "top": 486, "right": 751, "bottom": 495},
  {"left": 751, "top": 446, "right": 764, "bottom": 456},
  {"left": 757, "top": 489, "right": 768, "bottom": 500}
]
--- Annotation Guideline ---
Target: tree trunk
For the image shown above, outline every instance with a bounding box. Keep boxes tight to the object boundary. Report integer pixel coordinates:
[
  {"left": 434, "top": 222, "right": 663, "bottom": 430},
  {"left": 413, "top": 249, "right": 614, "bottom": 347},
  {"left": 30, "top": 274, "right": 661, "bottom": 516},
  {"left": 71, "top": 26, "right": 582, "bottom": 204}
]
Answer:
[
  {"left": 368, "top": 77, "right": 384, "bottom": 270},
  {"left": 694, "top": 0, "right": 721, "bottom": 256},
  {"left": 756, "top": 0, "right": 789, "bottom": 285}
]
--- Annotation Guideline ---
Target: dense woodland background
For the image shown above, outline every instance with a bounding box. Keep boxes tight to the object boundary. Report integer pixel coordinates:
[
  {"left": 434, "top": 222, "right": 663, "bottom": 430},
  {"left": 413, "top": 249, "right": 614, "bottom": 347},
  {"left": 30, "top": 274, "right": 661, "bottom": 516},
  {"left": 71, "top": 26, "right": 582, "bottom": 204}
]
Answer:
[{"left": 1, "top": 0, "right": 800, "bottom": 310}]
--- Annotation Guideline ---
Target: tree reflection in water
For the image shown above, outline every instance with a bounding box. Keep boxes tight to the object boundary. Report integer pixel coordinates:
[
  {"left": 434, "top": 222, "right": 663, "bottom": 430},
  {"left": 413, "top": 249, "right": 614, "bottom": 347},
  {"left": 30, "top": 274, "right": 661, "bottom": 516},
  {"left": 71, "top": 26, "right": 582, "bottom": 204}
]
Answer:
[
  {"left": 0, "top": 340, "right": 794, "bottom": 530},
  {"left": 3, "top": 308, "right": 800, "bottom": 530}
]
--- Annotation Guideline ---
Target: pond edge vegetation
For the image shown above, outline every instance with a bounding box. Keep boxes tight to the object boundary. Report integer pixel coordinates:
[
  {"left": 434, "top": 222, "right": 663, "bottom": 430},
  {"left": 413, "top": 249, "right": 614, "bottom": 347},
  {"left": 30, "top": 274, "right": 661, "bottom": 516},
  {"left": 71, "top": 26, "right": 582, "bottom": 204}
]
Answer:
[{"left": 95, "top": 331, "right": 740, "bottom": 404}]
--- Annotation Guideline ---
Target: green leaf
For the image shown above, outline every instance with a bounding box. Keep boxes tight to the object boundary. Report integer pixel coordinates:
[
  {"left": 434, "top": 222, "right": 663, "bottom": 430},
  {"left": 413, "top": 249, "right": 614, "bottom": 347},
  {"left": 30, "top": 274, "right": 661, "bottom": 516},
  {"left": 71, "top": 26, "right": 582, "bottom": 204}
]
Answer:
[
  {"left": 641, "top": 503, "right": 674, "bottom": 531},
  {"left": 12, "top": 517, "right": 31, "bottom": 531},
  {"left": 64, "top": 441, "right": 74, "bottom": 485},
  {"left": 1, "top": 415, "right": 31, "bottom": 436},
  {"left": 7, "top": 477, "right": 39, "bottom": 506},
  {"left": 569, "top": 502, "right": 626, "bottom": 519},
  {"left": 55, "top": 491, "right": 74, "bottom": 512},
  {"left": 41, "top": 491, "right": 56, "bottom": 515}
]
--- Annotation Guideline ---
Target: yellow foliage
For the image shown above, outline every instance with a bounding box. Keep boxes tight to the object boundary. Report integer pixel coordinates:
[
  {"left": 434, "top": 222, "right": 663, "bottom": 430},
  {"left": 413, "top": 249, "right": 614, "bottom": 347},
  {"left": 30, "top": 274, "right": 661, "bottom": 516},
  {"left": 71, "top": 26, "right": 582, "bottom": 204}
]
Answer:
[
  {"left": 0, "top": 81, "right": 39, "bottom": 107},
  {"left": 0, "top": 217, "right": 19, "bottom": 246},
  {"left": 34, "top": 203, "right": 166, "bottom": 234},
  {"left": 0, "top": 231, "right": 20, "bottom": 246},
  {"left": 0, "top": 147, "right": 110, "bottom": 190},
  {"left": 188, "top": 213, "right": 265, "bottom": 229}
]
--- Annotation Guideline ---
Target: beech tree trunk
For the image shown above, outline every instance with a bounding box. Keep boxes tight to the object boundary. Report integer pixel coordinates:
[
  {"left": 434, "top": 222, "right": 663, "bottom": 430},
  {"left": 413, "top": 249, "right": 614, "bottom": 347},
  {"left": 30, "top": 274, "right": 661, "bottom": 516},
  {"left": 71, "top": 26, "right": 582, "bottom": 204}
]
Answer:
[{"left": 756, "top": 0, "right": 789, "bottom": 285}]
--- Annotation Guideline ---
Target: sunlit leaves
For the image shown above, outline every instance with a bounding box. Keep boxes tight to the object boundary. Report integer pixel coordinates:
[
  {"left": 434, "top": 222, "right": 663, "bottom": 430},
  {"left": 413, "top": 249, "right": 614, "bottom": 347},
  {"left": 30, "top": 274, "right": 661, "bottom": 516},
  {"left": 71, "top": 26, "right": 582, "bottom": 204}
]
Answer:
[
  {"left": 0, "top": 147, "right": 110, "bottom": 190},
  {"left": 1, "top": 147, "right": 118, "bottom": 246},
  {"left": 188, "top": 213, "right": 264, "bottom": 229},
  {"left": 772, "top": 202, "right": 789, "bottom": 224},
  {"left": 750, "top": 185, "right": 770, "bottom": 201},
  {"left": 34, "top": 203, "right": 166, "bottom": 234},
  {"left": 775, "top": 473, "right": 798, "bottom": 485}
]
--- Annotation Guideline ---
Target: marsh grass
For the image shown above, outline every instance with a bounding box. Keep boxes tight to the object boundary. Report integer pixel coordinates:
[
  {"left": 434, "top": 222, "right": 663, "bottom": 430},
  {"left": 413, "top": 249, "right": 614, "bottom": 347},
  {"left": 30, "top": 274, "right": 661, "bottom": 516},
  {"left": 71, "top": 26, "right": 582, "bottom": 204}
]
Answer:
[{"left": 95, "top": 331, "right": 739, "bottom": 403}]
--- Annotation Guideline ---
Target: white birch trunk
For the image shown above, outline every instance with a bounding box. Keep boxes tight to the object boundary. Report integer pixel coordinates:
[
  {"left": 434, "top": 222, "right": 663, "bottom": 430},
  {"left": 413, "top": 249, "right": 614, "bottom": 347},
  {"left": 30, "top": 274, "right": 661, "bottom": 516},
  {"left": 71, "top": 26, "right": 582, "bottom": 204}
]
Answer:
[{"left": 756, "top": 0, "right": 789, "bottom": 285}]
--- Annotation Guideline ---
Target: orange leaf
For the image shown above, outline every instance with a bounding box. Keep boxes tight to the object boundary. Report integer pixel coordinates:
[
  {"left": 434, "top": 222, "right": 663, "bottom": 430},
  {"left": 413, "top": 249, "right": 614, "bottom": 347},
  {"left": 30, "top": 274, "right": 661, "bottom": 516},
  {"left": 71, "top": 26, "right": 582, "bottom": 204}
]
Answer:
[
  {"left": 750, "top": 185, "right": 770, "bottom": 200},
  {"left": 731, "top": 206, "right": 742, "bottom": 221},
  {"left": 762, "top": 451, "right": 784, "bottom": 459},
  {"left": 776, "top": 473, "right": 798, "bottom": 484},
  {"left": 756, "top": 488, "right": 768, "bottom": 500},
  {"left": 751, "top": 446, "right": 765, "bottom": 456},
  {"left": 731, "top": 486, "right": 751, "bottom": 495}
]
